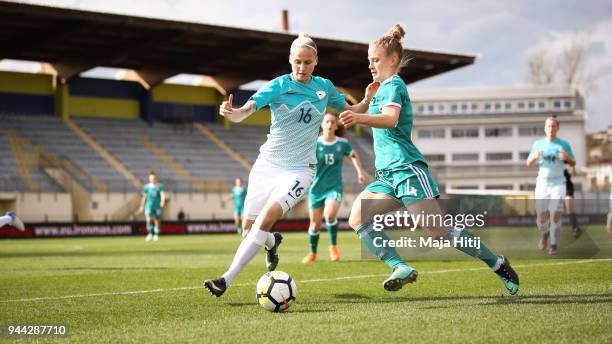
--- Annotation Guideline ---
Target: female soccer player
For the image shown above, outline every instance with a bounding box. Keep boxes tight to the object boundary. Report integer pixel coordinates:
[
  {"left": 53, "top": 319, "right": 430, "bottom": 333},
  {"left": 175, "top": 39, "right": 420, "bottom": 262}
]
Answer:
[
  {"left": 339, "top": 24, "right": 519, "bottom": 294},
  {"left": 138, "top": 171, "right": 166, "bottom": 242},
  {"left": 204, "top": 33, "right": 379, "bottom": 297},
  {"left": 229, "top": 177, "right": 247, "bottom": 235},
  {"left": 302, "top": 114, "right": 366, "bottom": 263}
]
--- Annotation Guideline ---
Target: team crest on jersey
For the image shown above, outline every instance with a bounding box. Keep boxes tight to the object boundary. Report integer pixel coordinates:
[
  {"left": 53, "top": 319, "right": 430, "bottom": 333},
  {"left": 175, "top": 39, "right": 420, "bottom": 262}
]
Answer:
[
  {"left": 316, "top": 91, "right": 326, "bottom": 100},
  {"left": 336, "top": 146, "right": 341, "bottom": 152}
]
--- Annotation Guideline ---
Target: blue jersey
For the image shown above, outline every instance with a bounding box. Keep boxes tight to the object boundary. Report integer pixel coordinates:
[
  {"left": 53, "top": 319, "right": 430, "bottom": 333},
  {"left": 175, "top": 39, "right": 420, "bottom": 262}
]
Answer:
[
  {"left": 249, "top": 74, "right": 346, "bottom": 168},
  {"left": 529, "top": 137, "right": 575, "bottom": 185}
]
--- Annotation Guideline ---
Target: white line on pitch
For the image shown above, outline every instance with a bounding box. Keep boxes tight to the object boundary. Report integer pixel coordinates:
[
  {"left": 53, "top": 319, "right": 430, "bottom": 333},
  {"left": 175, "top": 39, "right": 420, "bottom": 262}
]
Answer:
[{"left": 2, "top": 259, "right": 611, "bottom": 303}]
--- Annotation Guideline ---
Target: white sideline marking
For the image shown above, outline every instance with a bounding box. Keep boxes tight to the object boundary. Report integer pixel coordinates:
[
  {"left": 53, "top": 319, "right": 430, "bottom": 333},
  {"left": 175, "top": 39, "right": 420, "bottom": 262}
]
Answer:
[{"left": 2, "top": 259, "right": 611, "bottom": 303}]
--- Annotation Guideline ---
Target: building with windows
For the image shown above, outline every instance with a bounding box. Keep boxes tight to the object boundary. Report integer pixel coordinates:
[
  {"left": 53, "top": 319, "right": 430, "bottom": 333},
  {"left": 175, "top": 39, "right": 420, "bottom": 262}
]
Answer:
[{"left": 410, "top": 86, "right": 587, "bottom": 192}]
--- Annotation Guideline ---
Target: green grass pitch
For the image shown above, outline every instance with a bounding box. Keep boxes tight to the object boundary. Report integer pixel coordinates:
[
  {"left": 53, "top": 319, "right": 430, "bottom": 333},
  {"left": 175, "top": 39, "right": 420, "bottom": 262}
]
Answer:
[{"left": 1, "top": 226, "right": 611, "bottom": 343}]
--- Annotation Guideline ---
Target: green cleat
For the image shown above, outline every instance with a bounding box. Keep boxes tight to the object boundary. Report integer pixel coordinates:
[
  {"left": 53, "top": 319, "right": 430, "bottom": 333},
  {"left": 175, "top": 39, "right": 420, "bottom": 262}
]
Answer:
[
  {"left": 494, "top": 256, "right": 520, "bottom": 295},
  {"left": 383, "top": 264, "right": 418, "bottom": 292}
]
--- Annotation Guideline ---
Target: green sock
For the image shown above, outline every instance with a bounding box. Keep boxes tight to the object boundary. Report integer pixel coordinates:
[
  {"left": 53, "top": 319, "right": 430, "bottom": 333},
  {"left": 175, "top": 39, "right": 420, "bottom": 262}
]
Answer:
[
  {"left": 448, "top": 228, "right": 499, "bottom": 268},
  {"left": 154, "top": 224, "right": 160, "bottom": 235},
  {"left": 146, "top": 223, "right": 153, "bottom": 234},
  {"left": 308, "top": 229, "right": 320, "bottom": 254},
  {"left": 326, "top": 218, "right": 339, "bottom": 246},
  {"left": 356, "top": 221, "right": 405, "bottom": 269}
]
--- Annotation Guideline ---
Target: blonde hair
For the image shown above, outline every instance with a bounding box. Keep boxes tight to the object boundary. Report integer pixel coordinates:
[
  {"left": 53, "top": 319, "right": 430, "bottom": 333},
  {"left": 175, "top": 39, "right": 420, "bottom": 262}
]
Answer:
[
  {"left": 371, "top": 24, "right": 410, "bottom": 71},
  {"left": 290, "top": 32, "right": 318, "bottom": 55}
]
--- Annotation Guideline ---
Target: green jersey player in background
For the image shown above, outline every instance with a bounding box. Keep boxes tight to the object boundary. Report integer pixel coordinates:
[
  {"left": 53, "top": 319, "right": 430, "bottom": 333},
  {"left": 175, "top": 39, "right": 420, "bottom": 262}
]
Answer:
[
  {"left": 340, "top": 24, "right": 519, "bottom": 294},
  {"left": 302, "top": 113, "right": 365, "bottom": 263},
  {"left": 138, "top": 171, "right": 166, "bottom": 242},
  {"left": 229, "top": 177, "right": 247, "bottom": 234}
]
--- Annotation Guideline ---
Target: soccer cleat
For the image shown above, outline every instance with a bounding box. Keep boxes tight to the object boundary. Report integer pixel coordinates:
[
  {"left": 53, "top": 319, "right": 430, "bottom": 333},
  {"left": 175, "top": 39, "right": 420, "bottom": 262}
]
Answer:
[
  {"left": 204, "top": 277, "right": 227, "bottom": 297},
  {"left": 265, "top": 232, "right": 283, "bottom": 271},
  {"left": 494, "top": 256, "right": 520, "bottom": 295},
  {"left": 538, "top": 232, "right": 549, "bottom": 250},
  {"left": 145, "top": 233, "right": 153, "bottom": 241},
  {"left": 383, "top": 264, "right": 418, "bottom": 292},
  {"left": 549, "top": 245, "right": 557, "bottom": 256},
  {"left": 329, "top": 245, "right": 340, "bottom": 262},
  {"left": 302, "top": 253, "right": 317, "bottom": 264},
  {"left": 6, "top": 212, "right": 24, "bottom": 231},
  {"left": 153, "top": 234, "right": 159, "bottom": 241},
  {"left": 572, "top": 226, "right": 582, "bottom": 239}
]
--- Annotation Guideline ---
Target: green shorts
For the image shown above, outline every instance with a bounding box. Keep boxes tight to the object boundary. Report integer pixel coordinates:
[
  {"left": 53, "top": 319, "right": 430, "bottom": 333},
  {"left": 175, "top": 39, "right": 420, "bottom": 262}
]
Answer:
[
  {"left": 234, "top": 204, "right": 244, "bottom": 217},
  {"left": 309, "top": 187, "right": 343, "bottom": 209},
  {"left": 365, "top": 162, "right": 440, "bottom": 206},
  {"left": 145, "top": 207, "right": 163, "bottom": 219}
]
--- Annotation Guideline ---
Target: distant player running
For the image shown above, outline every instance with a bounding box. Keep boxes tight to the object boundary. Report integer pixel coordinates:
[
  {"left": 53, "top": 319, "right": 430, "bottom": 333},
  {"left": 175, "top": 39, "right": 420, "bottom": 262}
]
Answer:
[
  {"left": 339, "top": 24, "right": 519, "bottom": 294},
  {"left": 0, "top": 212, "right": 24, "bottom": 231},
  {"left": 204, "top": 32, "right": 379, "bottom": 297},
  {"left": 526, "top": 116, "right": 575, "bottom": 256},
  {"left": 138, "top": 171, "right": 166, "bottom": 242},
  {"left": 302, "top": 114, "right": 366, "bottom": 263},
  {"left": 229, "top": 178, "right": 247, "bottom": 234}
]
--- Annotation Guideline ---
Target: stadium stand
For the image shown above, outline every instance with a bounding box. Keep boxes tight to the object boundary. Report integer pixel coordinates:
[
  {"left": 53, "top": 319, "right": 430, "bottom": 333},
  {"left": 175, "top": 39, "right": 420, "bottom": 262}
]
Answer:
[
  {"left": 73, "top": 117, "right": 248, "bottom": 192},
  {"left": 1, "top": 115, "right": 128, "bottom": 192}
]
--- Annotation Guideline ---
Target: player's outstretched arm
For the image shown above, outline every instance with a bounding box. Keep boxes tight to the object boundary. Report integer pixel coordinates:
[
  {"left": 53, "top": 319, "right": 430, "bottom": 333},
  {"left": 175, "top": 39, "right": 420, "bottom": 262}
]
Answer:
[
  {"left": 344, "top": 81, "right": 380, "bottom": 114},
  {"left": 219, "top": 94, "right": 257, "bottom": 123},
  {"left": 339, "top": 105, "right": 399, "bottom": 129}
]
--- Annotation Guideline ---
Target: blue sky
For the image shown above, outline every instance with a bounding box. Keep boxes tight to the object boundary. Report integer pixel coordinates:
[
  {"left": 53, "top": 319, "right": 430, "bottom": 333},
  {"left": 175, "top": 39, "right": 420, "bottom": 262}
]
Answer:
[{"left": 3, "top": 0, "right": 611, "bottom": 132}]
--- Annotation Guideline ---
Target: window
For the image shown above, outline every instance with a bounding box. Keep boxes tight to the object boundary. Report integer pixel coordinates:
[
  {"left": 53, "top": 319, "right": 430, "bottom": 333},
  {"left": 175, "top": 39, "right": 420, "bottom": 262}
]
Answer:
[
  {"left": 494, "top": 103, "right": 502, "bottom": 110},
  {"left": 484, "top": 103, "right": 492, "bottom": 110},
  {"left": 461, "top": 103, "right": 468, "bottom": 111},
  {"left": 452, "top": 153, "right": 479, "bottom": 161},
  {"left": 453, "top": 185, "right": 479, "bottom": 190},
  {"left": 424, "top": 154, "right": 445, "bottom": 162},
  {"left": 517, "top": 102, "right": 525, "bottom": 109},
  {"left": 451, "top": 104, "right": 458, "bottom": 112},
  {"left": 538, "top": 101, "right": 546, "bottom": 109},
  {"left": 520, "top": 184, "right": 536, "bottom": 191},
  {"left": 528, "top": 102, "right": 535, "bottom": 109},
  {"left": 451, "top": 128, "right": 479, "bottom": 138},
  {"left": 418, "top": 129, "right": 445, "bottom": 139},
  {"left": 417, "top": 105, "right": 424, "bottom": 113},
  {"left": 485, "top": 185, "right": 514, "bottom": 190},
  {"left": 427, "top": 104, "right": 435, "bottom": 112},
  {"left": 486, "top": 152, "right": 513, "bottom": 161},
  {"left": 564, "top": 100, "right": 572, "bottom": 109},
  {"left": 519, "top": 151, "right": 530, "bottom": 160},
  {"left": 471, "top": 103, "right": 478, "bottom": 111},
  {"left": 485, "top": 127, "right": 512, "bottom": 137},
  {"left": 519, "top": 126, "right": 544, "bottom": 136},
  {"left": 505, "top": 102, "right": 512, "bottom": 110},
  {"left": 438, "top": 104, "right": 445, "bottom": 112},
  {"left": 553, "top": 100, "right": 561, "bottom": 109}
]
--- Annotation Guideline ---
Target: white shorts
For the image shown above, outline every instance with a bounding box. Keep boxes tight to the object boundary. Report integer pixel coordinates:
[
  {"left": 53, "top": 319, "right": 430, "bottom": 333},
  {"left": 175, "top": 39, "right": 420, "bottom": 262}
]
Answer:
[
  {"left": 244, "top": 159, "right": 315, "bottom": 220},
  {"left": 535, "top": 182, "right": 566, "bottom": 214}
]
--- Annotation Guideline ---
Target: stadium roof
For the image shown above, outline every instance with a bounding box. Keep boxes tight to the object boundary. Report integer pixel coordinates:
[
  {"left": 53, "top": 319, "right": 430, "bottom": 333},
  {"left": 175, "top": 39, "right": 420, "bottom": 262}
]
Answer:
[{"left": 0, "top": 1, "right": 476, "bottom": 94}]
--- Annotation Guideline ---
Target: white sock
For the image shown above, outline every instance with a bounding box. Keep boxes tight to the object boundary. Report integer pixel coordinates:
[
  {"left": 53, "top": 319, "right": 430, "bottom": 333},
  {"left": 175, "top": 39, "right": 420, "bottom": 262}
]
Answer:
[
  {"left": 550, "top": 220, "right": 562, "bottom": 246},
  {"left": 264, "top": 232, "right": 276, "bottom": 250},
  {"left": 536, "top": 217, "right": 550, "bottom": 234},
  {"left": 222, "top": 227, "right": 268, "bottom": 285},
  {"left": 0, "top": 215, "right": 11, "bottom": 228}
]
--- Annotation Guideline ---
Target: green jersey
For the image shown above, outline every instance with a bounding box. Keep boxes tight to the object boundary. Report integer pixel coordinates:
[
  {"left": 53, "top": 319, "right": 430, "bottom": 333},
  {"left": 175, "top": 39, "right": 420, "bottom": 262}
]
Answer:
[
  {"left": 232, "top": 186, "right": 247, "bottom": 208},
  {"left": 310, "top": 137, "right": 353, "bottom": 193},
  {"left": 369, "top": 75, "right": 427, "bottom": 171},
  {"left": 142, "top": 183, "right": 165, "bottom": 210}
]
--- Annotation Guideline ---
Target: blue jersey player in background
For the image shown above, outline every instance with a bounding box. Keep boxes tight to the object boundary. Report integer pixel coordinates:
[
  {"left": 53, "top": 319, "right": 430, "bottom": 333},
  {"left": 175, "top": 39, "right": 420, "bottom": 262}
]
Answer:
[{"left": 527, "top": 116, "right": 576, "bottom": 256}]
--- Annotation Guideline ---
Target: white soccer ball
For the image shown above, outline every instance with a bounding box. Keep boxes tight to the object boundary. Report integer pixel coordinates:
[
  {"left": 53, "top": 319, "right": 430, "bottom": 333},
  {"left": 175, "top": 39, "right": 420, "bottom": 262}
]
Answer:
[{"left": 256, "top": 271, "right": 297, "bottom": 312}]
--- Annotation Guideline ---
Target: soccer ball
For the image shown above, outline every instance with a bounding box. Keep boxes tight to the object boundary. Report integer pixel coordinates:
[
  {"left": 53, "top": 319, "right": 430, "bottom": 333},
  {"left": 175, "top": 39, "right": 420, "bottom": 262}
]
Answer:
[{"left": 256, "top": 271, "right": 297, "bottom": 312}]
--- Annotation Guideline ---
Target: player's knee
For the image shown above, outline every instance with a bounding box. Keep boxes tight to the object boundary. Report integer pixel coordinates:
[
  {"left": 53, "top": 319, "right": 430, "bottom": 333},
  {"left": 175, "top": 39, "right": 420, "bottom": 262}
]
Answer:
[{"left": 348, "top": 212, "right": 361, "bottom": 230}]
